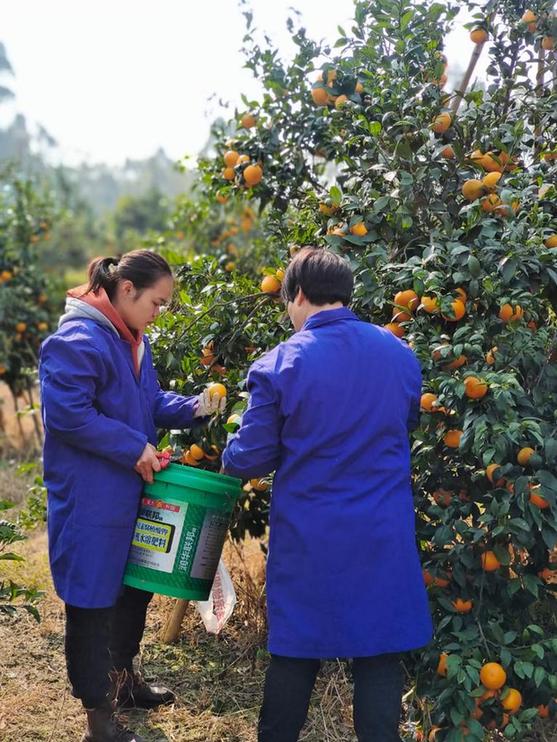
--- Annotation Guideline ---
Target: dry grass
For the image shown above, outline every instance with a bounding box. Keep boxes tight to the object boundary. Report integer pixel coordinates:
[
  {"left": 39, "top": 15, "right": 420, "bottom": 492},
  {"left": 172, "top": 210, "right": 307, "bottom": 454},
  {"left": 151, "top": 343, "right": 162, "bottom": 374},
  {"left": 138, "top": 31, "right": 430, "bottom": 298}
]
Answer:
[{"left": 0, "top": 464, "right": 555, "bottom": 741}]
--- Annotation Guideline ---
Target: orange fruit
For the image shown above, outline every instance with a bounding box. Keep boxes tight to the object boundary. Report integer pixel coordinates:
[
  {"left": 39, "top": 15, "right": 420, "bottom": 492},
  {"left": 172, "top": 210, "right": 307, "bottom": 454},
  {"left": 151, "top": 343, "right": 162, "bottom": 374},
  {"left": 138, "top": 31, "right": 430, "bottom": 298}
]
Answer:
[
  {"left": 261, "top": 275, "right": 282, "bottom": 294},
  {"left": 517, "top": 447, "right": 535, "bottom": 466},
  {"left": 482, "top": 172, "right": 502, "bottom": 191},
  {"left": 481, "top": 193, "right": 502, "bottom": 212},
  {"left": 15, "top": 322, "right": 27, "bottom": 334},
  {"left": 189, "top": 444, "right": 205, "bottom": 461},
  {"left": 480, "top": 662, "right": 507, "bottom": 690},
  {"left": 440, "top": 145, "right": 455, "bottom": 159},
  {"left": 392, "top": 309, "right": 412, "bottom": 322},
  {"left": 216, "top": 193, "right": 228, "bottom": 204},
  {"left": 311, "top": 86, "right": 329, "bottom": 106},
  {"left": 542, "top": 36, "right": 555, "bottom": 50},
  {"left": 432, "top": 112, "right": 452, "bottom": 134},
  {"left": 537, "top": 704, "right": 550, "bottom": 718},
  {"left": 241, "top": 112, "right": 256, "bottom": 128},
  {"left": 237, "top": 154, "right": 250, "bottom": 164},
  {"left": 37, "top": 322, "right": 49, "bottom": 332},
  {"left": 522, "top": 10, "right": 537, "bottom": 30},
  {"left": 481, "top": 152, "right": 504, "bottom": 172},
  {"left": 208, "top": 382, "right": 227, "bottom": 400},
  {"left": 223, "top": 150, "right": 239, "bottom": 167},
  {"left": 444, "top": 355, "right": 467, "bottom": 370},
  {"left": 182, "top": 450, "right": 200, "bottom": 466},
  {"left": 470, "top": 28, "right": 488, "bottom": 44},
  {"left": 350, "top": 222, "right": 367, "bottom": 236},
  {"left": 421, "top": 295, "right": 439, "bottom": 313},
  {"left": 444, "top": 429, "right": 462, "bottom": 448},
  {"left": 530, "top": 491, "right": 550, "bottom": 509},
  {"left": 384, "top": 322, "right": 405, "bottom": 338},
  {"left": 485, "top": 347, "right": 497, "bottom": 365},
  {"left": 223, "top": 167, "right": 235, "bottom": 181},
  {"left": 319, "top": 202, "right": 338, "bottom": 216},
  {"left": 437, "top": 653, "right": 449, "bottom": 676},
  {"left": 464, "top": 376, "right": 488, "bottom": 399},
  {"left": 485, "top": 463, "right": 505, "bottom": 486},
  {"left": 275, "top": 268, "right": 285, "bottom": 282},
  {"left": 499, "top": 303, "right": 522, "bottom": 322},
  {"left": 481, "top": 551, "right": 501, "bottom": 571},
  {"left": 243, "top": 164, "right": 263, "bottom": 187},
  {"left": 420, "top": 393, "right": 438, "bottom": 412},
  {"left": 250, "top": 478, "right": 270, "bottom": 492},
  {"left": 501, "top": 688, "right": 522, "bottom": 714},
  {"left": 394, "top": 289, "right": 420, "bottom": 312},
  {"left": 433, "top": 488, "right": 452, "bottom": 507},
  {"left": 453, "top": 598, "right": 473, "bottom": 613},
  {"left": 442, "top": 299, "right": 466, "bottom": 321},
  {"left": 0, "top": 270, "right": 13, "bottom": 282},
  {"left": 462, "top": 179, "right": 484, "bottom": 200},
  {"left": 335, "top": 94, "right": 348, "bottom": 109},
  {"left": 544, "top": 235, "right": 557, "bottom": 248}
]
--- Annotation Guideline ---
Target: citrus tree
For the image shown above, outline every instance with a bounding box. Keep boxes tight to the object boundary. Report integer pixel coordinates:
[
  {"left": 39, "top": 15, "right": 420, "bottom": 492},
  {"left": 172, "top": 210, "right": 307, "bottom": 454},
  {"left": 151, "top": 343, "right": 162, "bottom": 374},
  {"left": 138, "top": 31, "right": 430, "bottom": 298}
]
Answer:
[
  {"left": 0, "top": 170, "right": 59, "bottom": 439},
  {"left": 151, "top": 1, "right": 557, "bottom": 738}
]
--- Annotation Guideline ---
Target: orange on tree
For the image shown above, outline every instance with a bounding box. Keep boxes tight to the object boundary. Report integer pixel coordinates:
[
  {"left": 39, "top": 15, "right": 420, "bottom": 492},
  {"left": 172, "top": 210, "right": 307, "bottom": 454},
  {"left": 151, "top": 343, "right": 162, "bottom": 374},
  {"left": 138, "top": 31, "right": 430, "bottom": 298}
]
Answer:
[
  {"left": 394, "top": 289, "right": 419, "bottom": 312},
  {"left": 470, "top": 27, "right": 488, "bottom": 44},
  {"left": 462, "top": 179, "right": 484, "bottom": 201},
  {"left": 444, "top": 355, "right": 467, "bottom": 370},
  {"left": 464, "top": 376, "right": 488, "bottom": 399},
  {"left": 537, "top": 704, "right": 550, "bottom": 718},
  {"left": 335, "top": 94, "right": 348, "bottom": 109},
  {"left": 443, "top": 429, "right": 462, "bottom": 448},
  {"left": 486, "top": 463, "right": 505, "bottom": 486},
  {"left": 241, "top": 112, "right": 257, "bottom": 128},
  {"left": 499, "top": 303, "right": 522, "bottom": 322},
  {"left": 481, "top": 551, "right": 501, "bottom": 572},
  {"left": 421, "top": 295, "right": 439, "bottom": 313},
  {"left": 517, "top": 447, "right": 535, "bottom": 466},
  {"left": 250, "top": 478, "right": 270, "bottom": 492},
  {"left": 480, "top": 662, "right": 507, "bottom": 690},
  {"left": 420, "top": 392, "right": 438, "bottom": 412},
  {"left": 384, "top": 322, "right": 405, "bottom": 338},
  {"left": 521, "top": 9, "right": 537, "bottom": 32},
  {"left": 481, "top": 193, "right": 502, "bottom": 212},
  {"left": 440, "top": 145, "right": 454, "bottom": 159},
  {"left": 319, "top": 202, "right": 338, "bottom": 216},
  {"left": 437, "top": 653, "right": 449, "bottom": 676},
  {"left": 223, "top": 150, "right": 239, "bottom": 167},
  {"left": 431, "top": 112, "right": 452, "bottom": 134},
  {"left": 243, "top": 164, "right": 263, "bottom": 187},
  {"left": 442, "top": 299, "right": 466, "bottom": 321},
  {"left": 15, "top": 322, "right": 27, "bottom": 334},
  {"left": 223, "top": 167, "right": 235, "bottom": 181},
  {"left": 311, "top": 86, "right": 329, "bottom": 106},
  {"left": 501, "top": 688, "right": 522, "bottom": 714},
  {"left": 529, "top": 488, "right": 550, "bottom": 509},
  {"left": 544, "top": 234, "right": 557, "bottom": 248},
  {"left": 482, "top": 172, "right": 502, "bottom": 191},
  {"left": 261, "top": 275, "right": 282, "bottom": 294},
  {"left": 542, "top": 36, "right": 555, "bottom": 50},
  {"left": 350, "top": 222, "right": 367, "bottom": 236},
  {"left": 452, "top": 598, "right": 473, "bottom": 613},
  {"left": 485, "top": 347, "right": 497, "bottom": 365},
  {"left": 237, "top": 154, "right": 251, "bottom": 164}
]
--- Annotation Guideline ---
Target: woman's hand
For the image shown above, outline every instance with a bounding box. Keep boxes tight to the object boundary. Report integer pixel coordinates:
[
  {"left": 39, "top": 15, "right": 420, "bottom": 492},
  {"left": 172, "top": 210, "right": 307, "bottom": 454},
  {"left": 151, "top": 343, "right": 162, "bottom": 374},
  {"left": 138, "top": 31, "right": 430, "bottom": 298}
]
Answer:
[
  {"left": 134, "top": 443, "right": 161, "bottom": 483},
  {"left": 194, "top": 388, "right": 227, "bottom": 417}
]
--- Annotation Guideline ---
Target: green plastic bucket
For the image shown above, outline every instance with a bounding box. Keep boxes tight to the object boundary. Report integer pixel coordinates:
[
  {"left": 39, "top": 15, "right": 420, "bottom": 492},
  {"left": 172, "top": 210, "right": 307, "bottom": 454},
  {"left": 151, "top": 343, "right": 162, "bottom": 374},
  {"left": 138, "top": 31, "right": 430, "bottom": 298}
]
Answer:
[{"left": 123, "top": 463, "right": 242, "bottom": 601}]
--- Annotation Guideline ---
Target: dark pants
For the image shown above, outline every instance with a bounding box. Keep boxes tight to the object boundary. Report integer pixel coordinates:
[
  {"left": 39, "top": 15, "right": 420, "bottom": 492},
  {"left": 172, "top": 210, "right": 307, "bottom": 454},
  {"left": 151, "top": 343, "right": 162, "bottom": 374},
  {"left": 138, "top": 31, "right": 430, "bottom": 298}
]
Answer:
[
  {"left": 65, "top": 586, "right": 153, "bottom": 708},
  {"left": 258, "top": 653, "right": 404, "bottom": 742}
]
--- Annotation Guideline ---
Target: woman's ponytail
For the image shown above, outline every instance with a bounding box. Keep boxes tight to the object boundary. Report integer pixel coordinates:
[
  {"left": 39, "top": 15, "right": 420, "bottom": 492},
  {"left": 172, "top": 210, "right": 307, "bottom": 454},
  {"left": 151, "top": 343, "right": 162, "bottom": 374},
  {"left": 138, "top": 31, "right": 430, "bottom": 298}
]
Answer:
[{"left": 82, "top": 250, "right": 171, "bottom": 301}]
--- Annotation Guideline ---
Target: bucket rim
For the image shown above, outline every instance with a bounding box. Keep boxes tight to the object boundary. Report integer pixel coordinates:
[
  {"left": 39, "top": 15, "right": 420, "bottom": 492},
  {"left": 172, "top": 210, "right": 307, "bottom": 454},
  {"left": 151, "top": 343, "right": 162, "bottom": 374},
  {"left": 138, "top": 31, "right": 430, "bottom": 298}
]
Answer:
[{"left": 150, "top": 461, "right": 242, "bottom": 496}]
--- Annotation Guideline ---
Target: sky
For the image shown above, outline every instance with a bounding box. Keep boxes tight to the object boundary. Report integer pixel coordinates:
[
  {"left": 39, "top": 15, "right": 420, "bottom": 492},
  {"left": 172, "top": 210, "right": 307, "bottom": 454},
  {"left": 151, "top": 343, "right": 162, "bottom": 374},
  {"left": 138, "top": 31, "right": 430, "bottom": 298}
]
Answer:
[{"left": 1, "top": 1, "right": 479, "bottom": 167}]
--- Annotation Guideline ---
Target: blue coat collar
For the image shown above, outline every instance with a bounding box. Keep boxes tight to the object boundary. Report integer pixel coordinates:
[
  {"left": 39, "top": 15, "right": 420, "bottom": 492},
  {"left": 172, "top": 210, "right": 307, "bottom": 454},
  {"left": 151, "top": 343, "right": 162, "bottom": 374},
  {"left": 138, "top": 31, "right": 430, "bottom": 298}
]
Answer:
[{"left": 302, "top": 307, "right": 359, "bottom": 331}]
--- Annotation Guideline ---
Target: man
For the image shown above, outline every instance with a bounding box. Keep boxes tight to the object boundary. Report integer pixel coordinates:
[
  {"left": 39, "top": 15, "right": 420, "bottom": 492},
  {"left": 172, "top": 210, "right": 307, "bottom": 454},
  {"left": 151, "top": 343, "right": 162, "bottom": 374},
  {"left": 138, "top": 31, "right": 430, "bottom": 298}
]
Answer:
[{"left": 222, "top": 247, "right": 432, "bottom": 742}]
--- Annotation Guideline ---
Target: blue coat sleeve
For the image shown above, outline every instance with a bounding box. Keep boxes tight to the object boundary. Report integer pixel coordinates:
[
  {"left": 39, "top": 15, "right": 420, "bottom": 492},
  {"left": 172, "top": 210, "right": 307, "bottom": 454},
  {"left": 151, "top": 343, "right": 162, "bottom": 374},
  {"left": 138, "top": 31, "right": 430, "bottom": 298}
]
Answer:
[
  {"left": 40, "top": 334, "right": 148, "bottom": 469},
  {"left": 222, "top": 361, "right": 282, "bottom": 479}
]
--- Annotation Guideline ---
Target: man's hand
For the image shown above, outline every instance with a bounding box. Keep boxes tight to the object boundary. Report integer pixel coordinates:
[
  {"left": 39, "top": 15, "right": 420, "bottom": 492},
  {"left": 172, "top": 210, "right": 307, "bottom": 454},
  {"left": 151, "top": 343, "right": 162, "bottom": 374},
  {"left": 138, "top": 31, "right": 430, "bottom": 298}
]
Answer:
[
  {"left": 194, "top": 388, "right": 227, "bottom": 418},
  {"left": 134, "top": 443, "right": 161, "bottom": 483}
]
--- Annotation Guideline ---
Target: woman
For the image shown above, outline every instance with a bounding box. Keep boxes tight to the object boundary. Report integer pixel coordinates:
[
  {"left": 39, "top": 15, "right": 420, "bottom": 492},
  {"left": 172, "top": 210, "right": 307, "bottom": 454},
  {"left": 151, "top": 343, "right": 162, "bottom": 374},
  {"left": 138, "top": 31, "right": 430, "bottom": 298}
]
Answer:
[{"left": 40, "top": 250, "right": 223, "bottom": 742}]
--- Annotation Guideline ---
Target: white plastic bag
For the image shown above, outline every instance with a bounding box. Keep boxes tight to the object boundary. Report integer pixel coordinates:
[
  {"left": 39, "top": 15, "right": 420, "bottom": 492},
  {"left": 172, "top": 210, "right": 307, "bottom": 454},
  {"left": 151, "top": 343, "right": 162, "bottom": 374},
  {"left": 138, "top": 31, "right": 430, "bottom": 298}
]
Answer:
[{"left": 193, "top": 559, "right": 236, "bottom": 634}]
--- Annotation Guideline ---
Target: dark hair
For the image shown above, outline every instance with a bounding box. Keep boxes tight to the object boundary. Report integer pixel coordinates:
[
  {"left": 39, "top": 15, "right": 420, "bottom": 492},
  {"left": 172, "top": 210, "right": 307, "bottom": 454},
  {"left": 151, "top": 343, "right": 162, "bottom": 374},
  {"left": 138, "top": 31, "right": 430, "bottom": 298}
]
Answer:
[
  {"left": 84, "top": 249, "right": 172, "bottom": 300},
  {"left": 281, "top": 247, "right": 353, "bottom": 306}
]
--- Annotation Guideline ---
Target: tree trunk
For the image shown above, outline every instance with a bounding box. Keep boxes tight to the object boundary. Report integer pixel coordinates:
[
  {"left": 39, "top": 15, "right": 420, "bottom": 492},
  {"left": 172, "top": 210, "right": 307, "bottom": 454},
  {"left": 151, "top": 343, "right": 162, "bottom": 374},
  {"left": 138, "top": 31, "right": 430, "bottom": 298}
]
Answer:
[{"left": 161, "top": 599, "right": 190, "bottom": 643}]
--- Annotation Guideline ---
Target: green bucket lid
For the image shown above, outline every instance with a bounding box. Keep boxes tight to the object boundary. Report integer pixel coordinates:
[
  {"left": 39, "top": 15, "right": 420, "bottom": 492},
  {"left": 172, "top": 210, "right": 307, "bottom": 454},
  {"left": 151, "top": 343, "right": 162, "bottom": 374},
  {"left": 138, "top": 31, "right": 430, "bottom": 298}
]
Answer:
[{"left": 151, "top": 462, "right": 242, "bottom": 499}]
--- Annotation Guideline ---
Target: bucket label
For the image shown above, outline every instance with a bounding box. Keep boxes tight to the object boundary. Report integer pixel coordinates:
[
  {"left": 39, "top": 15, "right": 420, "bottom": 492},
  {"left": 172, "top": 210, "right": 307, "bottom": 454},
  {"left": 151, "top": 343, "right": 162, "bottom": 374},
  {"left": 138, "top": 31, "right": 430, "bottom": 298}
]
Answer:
[
  {"left": 128, "top": 497, "right": 185, "bottom": 573},
  {"left": 190, "top": 509, "right": 231, "bottom": 580}
]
